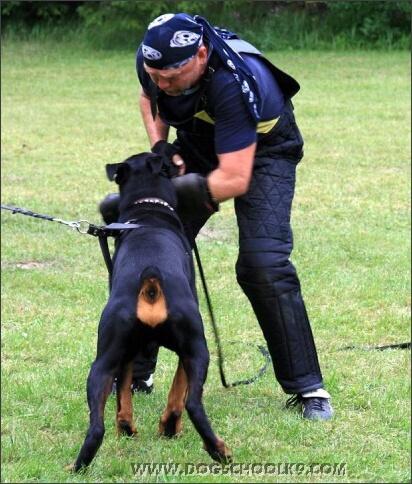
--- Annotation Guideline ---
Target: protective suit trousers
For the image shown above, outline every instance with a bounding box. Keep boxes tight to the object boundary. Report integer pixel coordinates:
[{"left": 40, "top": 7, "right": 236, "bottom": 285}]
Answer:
[{"left": 233, "top": 154, "right": 323, "bottom": 394}]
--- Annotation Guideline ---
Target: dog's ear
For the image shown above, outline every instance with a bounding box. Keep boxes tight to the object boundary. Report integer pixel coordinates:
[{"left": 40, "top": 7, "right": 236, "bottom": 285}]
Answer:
[
  {"left": 146, "top": 155, "right": 164, "bottom": 175},
  {"left": 147, "top": 154, "right": 180, "bottom": 178},
  {"left": 106, "top": 163, "right": 122, "bottom": 181},
  {"left": 106, "top": 163, "right": 130, "bottom": 184}
]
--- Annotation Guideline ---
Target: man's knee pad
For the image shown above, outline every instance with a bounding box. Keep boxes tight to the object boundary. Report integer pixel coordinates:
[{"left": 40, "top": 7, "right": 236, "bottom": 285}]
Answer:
[
  {"left": 236, "top": 251, "right": 299, "bottom": 294},
  {"left": 99, "top": 193, "right": 120, "bottom": 225}
]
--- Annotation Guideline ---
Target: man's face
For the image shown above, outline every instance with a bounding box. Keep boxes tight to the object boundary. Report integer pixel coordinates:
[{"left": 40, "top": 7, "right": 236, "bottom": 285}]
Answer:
[{"left": 144, "top": 48, "right": 207, "bottom": 96}]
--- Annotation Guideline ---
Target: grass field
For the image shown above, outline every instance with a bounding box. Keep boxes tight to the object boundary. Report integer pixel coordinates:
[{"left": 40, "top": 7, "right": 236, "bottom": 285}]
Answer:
[{"left": 1, "top": 40, "right": 411, "bottom": 483}]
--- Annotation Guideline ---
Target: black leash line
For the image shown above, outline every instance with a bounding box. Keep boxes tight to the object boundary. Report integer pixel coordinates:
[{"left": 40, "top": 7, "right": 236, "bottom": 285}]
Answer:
[
  {"left": 193, "top": 241, "right": 229, "bottom": 388},
  {"left": 193, "top": 241, "right": 272, "bottom": 388},
  {"left": 339, "top": 342, "right": 410, "bottom": 351},
  {"left": 1, "top": 203, "right": 90, "bottom": 230}
]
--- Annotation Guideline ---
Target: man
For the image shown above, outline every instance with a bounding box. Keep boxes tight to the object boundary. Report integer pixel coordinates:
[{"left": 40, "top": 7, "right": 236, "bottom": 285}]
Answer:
[{"left": 101, "top": 13, "right": 333, "bottom": 420}]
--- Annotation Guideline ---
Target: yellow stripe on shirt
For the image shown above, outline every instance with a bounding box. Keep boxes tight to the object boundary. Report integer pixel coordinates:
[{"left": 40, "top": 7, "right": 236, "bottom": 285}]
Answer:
[
  {"left": 194, "top": 110, "right": 280, "bottom": 133},
  {"left": 257, "top": 116, "right": 280, "bottom": 133},
  {"left": 194, "top": 110, "right": 215, "bottom": 124}
]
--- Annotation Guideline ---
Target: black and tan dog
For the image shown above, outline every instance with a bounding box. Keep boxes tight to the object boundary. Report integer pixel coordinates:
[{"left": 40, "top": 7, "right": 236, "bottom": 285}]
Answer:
[{"left": 70, "top": 153, "right": 232, "bottom": 472}]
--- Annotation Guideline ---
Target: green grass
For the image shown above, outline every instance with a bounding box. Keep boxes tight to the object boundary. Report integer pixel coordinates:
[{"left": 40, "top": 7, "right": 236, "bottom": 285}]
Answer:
[{"left": 1, "top": 41, "right": 411, "bottom": 483}]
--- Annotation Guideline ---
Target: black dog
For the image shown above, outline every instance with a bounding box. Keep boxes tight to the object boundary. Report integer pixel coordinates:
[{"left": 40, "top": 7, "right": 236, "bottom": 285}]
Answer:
[{"left": 70, "top": 153, "right": 232, "bottom": 472}]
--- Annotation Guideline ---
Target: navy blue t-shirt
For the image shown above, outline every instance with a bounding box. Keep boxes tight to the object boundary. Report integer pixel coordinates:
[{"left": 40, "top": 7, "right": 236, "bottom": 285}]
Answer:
[{"left": 136, "top": 48, "right": 284, "bottom": 154}]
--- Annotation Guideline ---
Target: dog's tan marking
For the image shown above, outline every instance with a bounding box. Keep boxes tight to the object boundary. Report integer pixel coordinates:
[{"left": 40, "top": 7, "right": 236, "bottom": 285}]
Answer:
[
  {"left": 137, "top": 278, "right": 168, "bottom": 327},
  {"left": 116, "top": 363, "right": 138, "bottom": 438},
  {"left": 159, "top": 359, "right": 188, "bottom": 436}
]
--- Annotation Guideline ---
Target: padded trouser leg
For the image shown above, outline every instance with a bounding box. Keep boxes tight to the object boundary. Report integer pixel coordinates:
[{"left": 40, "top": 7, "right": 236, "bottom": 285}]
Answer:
[
  {"left": 234, "top": 148, "right": 324, "bottom": 394},
  {"left": 237, "top": 275, "right": 323, "bottom": 394}
]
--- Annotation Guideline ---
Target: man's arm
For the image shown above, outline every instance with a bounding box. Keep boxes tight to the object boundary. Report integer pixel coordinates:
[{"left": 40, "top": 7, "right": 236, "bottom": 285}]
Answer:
[
  {"left": 140, "top": 87, "right": 256, "bottom": 204},
  {"left": 139, "top": 88, "right": 170, "bottom": 146},
  {"left": 140, "top": 88, "right": 186, "bottom": 175},
  {"left": 171, "top": 142, "right": 256, "bottom": 220},
  {"left": 208, "top": 142, "right": 256, "bottom": 202}
]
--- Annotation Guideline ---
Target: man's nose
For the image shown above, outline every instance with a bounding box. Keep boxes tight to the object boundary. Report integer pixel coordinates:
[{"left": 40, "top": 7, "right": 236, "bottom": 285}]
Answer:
[{"left": 157, "top": 78, "right": 171, "bottom": 90}]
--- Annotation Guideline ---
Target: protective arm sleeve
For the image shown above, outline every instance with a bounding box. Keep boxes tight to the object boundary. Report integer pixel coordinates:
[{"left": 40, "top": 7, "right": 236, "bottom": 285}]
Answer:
[{"left": 172, "top": 173, "right": 219, "bottom": 221}]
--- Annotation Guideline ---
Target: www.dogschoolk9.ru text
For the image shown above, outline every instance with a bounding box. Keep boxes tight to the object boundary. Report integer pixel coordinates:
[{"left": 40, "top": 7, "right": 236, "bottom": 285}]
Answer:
[{"left": 131, "top": 462, "right": 347, "bottom": 477}]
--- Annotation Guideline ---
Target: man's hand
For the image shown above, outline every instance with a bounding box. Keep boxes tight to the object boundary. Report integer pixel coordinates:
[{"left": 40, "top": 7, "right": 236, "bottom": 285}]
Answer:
[
  {"left": 172, "top": 173, "right": 219, "bottom": 221},
  {"left": 151, "top": 140, "right": 179, "bottom": 159},
  {"left": 152, "top": 140, "right": 185, "bottom": 176}
]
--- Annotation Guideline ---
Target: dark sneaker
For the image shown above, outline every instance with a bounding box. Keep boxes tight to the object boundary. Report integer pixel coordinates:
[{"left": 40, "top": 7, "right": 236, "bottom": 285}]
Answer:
[
  {"left": 301, "top": 396, "right": 333, "bottom": 420},
  {"left": 286, "top": 392, "right": 333, "bottom": 421},
  {"left": 111, "top": 374, "right": 154, "bottom": 395},
  {"left": 131, "top": 375, "right": 154, "bottom": 394}
]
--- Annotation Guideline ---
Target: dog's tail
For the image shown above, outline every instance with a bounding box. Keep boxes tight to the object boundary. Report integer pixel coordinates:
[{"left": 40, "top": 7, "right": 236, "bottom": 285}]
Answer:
[{"left": 137, "top": 266, "right": 168, "bottom": 328}]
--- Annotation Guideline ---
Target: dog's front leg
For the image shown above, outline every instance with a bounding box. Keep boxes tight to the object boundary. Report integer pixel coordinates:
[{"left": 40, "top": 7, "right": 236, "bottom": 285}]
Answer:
[
  {"left": 116, "top": 362, "right": 137, "bottom": 437},
  {"left": 159, "top": 358, "right": 188, "bottom": 437}
]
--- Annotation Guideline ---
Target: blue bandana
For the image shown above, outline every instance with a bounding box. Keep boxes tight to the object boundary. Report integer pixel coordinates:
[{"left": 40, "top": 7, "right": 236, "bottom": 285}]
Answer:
[
  {"left": 141, "top": 13, "right": 203, "bottom": 70},
  {"left": 141, "top": 13, "right": 261, "bottom": 121}
]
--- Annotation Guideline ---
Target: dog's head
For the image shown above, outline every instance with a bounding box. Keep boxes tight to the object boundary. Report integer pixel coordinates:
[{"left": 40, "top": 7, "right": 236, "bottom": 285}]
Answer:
[{"left": 106, "top": 153, "right": 179, "bottom": 217}]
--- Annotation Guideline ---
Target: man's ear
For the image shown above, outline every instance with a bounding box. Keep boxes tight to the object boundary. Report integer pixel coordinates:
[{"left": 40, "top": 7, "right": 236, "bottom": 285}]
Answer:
[{"left": 106, "top": 163, "right": 130, "bottom": 184}]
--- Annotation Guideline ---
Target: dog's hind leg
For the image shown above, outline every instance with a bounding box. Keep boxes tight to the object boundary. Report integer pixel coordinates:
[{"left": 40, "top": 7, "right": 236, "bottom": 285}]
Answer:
[
  {"left": 183, "top": 346, "right": 233, "bottom": 464},
  {"left": 70, "top": 359, "right": 114, "bottom": 472},
  {"left": 159, "top": 359, "right": 188, "bottom": 437},
  {"left": 115, "top": 362, "right": 138, "bottom": 437}
]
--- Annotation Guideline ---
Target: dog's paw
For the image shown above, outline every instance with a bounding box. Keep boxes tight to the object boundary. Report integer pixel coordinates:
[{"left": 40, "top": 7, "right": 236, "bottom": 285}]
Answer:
[
  {"left": 205, "top": 449, "right": 233, "bottom": 465},
  {"left": 65, "top": 462, "right": 87, "bottom": 474},
  {"left": 117, "top": 419, "right": 138, "bottom": 438},
  {"left": 159, "top": 410, "right": 183, "bottom": 438},
  {"left": 203, "top": 437, "right": 233, "bottom": 464}
]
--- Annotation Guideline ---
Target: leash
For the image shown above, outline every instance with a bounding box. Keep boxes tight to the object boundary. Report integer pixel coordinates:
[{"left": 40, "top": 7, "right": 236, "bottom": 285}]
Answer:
[
  {"left": 1, "top": 203, "right": 142, "bottom": 288},
  {"left": 193, "top": 241, "right": 271, "bottom": 388},
  {"left": 339, "top": 342, "right": 410, "bottom": 351},
  {"left": 1, "top": 203, "right": 93, "bottom": 231}
]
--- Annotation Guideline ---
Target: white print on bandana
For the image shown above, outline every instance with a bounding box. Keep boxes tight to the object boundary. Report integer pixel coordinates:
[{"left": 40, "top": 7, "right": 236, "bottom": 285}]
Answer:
[
  {"left": 148, "top": 13, "right": 174, "bottom": 29},
  {"left": 170, "top": 31, "right": 201, "bottom": 48},
  {"left": 142, "top": 44, "right": 162, "bottom": 61}
]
